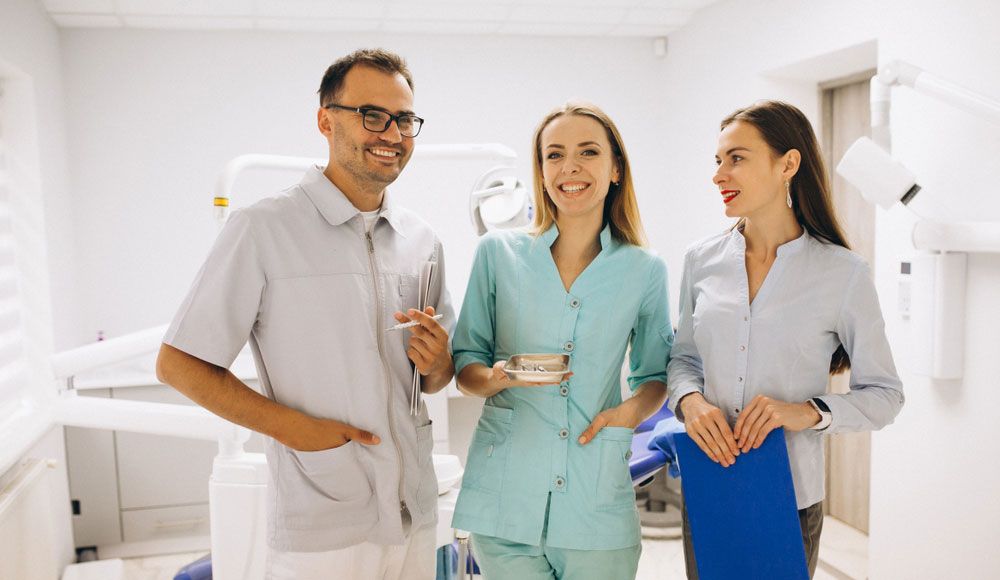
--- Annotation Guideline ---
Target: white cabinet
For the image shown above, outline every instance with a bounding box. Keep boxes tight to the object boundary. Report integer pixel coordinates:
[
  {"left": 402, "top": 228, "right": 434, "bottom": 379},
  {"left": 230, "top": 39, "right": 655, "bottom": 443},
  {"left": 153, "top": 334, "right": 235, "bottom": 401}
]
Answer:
[
  {"left": 65, "top": 357, "right": 264, "bottom": 558},
  {"left": 65, "top": 389, "right": 122, "bottom": 548},
  {"left": 112, "top": 386, "right": 217, "bottom": 510},
  {"left": 121, "top": 504, "right": 212, "bottom": 544}
]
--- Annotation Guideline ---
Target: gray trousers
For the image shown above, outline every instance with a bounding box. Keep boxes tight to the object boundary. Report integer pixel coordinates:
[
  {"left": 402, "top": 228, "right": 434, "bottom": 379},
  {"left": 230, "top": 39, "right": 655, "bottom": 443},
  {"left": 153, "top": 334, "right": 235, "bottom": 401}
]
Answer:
[{"left": 681, "top": 498, "right": 824, "bottom": 579}]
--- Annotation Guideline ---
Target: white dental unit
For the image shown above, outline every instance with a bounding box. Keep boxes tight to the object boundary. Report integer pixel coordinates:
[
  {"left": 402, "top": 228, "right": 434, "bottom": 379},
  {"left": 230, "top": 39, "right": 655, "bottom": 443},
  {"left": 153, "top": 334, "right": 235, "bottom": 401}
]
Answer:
[{"left": 50, "top": 144, "right": 529, "bottom": 579}]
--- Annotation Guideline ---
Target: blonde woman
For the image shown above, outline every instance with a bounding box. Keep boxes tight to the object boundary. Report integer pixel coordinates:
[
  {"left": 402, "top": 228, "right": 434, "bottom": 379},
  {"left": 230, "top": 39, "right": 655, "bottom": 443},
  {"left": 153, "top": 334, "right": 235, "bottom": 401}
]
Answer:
[{"left": 450, "top": 102, "right": 674, "bottom": 579}]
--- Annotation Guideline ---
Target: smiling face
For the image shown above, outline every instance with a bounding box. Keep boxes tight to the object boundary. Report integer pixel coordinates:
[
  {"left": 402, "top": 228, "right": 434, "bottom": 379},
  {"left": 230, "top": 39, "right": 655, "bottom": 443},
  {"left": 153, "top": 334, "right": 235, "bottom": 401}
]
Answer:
[
  {"left": 319, "top": 65, "right": 415, "bottom": 191},
  {"left": 713, "top": 120, "right": 797, "bottom": 219},
  {"left": 539, "top": 114, "right": 621, "bottom": 223}
]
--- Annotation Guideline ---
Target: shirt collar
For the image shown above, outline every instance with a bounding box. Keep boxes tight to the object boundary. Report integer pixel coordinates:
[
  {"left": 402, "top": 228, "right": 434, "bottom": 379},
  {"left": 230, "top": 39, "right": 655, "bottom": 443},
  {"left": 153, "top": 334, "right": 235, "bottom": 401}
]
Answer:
[
  {"left": 777, "top": 228, "right": 809, "bottom": 257},
  {"left": 300, "top": 165, "right": 405, "bottom": 235},
  {"left": 729, "top": 225, "right": 808, "bottom": 257},
  {"left": 540, "top": 222, "right": 617, "bottom": 250}
]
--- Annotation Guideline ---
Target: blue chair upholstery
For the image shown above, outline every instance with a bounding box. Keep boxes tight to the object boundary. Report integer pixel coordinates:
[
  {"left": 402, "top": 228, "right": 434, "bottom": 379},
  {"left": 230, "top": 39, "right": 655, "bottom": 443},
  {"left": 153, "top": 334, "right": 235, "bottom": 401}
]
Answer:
[
  {"left": 635, "top": 402, "right": 675, "bottom": 433},
  {"left": 629, "top": 429, "right": 669, "bottom": 487},
  {"left": 630, "top": 401, "right": 686, "bottom": 487}
]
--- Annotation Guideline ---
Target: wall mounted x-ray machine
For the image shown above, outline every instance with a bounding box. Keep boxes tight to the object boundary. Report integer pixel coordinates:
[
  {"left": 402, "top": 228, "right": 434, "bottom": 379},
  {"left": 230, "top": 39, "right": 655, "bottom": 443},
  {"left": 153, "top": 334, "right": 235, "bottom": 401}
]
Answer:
[{"left": 837, "top": 60, "right": 1000, "bottom": 380}]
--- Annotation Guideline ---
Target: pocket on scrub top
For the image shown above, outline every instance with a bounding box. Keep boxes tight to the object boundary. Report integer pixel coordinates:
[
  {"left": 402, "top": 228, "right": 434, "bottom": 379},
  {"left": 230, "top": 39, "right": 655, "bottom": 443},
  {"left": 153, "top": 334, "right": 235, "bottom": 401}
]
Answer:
[
  {"left": 281, "top": 441, "right": 372, "bottom": 529},
  {"left": 394, "top": 274, "right": 420, "bottom": 315},
  {"left": 595, "top": 426, "right": 636, "bottom": 511},
  {"left": 461, "top": 405, "right": 514, "bottom": 494}
]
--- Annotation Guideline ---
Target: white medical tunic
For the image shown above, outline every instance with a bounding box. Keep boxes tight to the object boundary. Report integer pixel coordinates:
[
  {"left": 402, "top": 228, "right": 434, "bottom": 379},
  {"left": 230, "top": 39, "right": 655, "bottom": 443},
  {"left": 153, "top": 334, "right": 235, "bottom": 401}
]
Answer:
[
  {"left": 667, "top": 228, "right": 904, "bottom": 509},
  {"left": 164, "top": 165, "right": 456, "bottom": 551}
]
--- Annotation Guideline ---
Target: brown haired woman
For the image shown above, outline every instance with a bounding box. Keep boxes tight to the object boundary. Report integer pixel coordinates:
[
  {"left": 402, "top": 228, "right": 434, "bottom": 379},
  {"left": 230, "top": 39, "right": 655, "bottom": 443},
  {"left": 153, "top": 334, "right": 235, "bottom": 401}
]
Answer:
[
  {"left": 449, "top": 102, "right": 674, "bottom": 579},
  {"left": 666, "top": 100, "right": 905, "bottom": 578}
]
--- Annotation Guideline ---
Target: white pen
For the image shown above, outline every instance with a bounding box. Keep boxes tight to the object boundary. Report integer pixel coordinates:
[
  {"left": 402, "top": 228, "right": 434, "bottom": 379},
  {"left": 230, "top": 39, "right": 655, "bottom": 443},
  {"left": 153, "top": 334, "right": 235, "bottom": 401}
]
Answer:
[{"left": 385, "top": 313, "right": 443, "bottom": 332}]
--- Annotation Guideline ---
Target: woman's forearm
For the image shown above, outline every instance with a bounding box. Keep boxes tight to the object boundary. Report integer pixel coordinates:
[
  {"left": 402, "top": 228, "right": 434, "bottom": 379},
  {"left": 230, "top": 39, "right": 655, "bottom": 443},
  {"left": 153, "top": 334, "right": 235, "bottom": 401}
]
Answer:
[
  {"left": 625, "top": 381, "right": 668, "bottom": 425},
  {"left": 456, "top": 362, "right": 506, "bottom": 398}
]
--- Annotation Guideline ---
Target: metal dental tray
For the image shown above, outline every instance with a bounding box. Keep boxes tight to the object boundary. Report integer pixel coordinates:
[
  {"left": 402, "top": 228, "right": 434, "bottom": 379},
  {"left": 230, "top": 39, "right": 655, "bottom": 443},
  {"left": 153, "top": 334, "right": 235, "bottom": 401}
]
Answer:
[{"left": 503, "top": 354, "right": 571, "bottom": 383}]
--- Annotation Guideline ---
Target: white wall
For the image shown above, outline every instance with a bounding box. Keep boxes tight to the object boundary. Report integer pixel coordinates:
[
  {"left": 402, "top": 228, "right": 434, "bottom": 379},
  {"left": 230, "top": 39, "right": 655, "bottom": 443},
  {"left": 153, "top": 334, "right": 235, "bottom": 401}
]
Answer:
[
  {"left": 59, "top": 29, "right": 671, "bottom": 345},
  {"left": 0, "top": 0, "right": 76, "bottom": 571},
  {"left": 659, "top": 0, "right": 1000, "bottom": 577}
]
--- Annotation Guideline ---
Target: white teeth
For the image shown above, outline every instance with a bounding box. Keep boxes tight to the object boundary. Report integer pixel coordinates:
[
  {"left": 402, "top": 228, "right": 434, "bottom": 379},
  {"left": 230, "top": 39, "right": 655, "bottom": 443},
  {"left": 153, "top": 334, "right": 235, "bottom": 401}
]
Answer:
[
  {"left": 561, "top": 184, "right": 587, "bottom": 193},
  {"left": 370, "top": 148, "right": 398, "bottom": 158}
]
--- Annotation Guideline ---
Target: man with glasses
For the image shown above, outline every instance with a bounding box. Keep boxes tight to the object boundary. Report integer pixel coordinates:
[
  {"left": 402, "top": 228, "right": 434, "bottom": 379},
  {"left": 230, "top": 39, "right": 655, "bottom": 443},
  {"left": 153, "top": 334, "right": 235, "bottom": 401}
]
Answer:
[{"left": 156, "top": 49, "right": 454, "bottom": 580}]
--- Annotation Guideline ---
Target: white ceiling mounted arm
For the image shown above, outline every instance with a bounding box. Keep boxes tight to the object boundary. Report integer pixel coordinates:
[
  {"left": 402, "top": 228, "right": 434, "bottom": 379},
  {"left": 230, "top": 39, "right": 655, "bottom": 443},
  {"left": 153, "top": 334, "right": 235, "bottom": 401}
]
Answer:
[
  {"left": 880, "top": 60, "right": 1000, "bottom": 125},
  {"left": 469, "top": 166, "right": 530, "bottom": 236},
  {"left": 214, "top": 154, "right": 322, "bottom": 225},
  {"left": 213, "top": 144, "right": 517, "bottom": 226},
  {"left": 835, "top": 59, "right": 1000, "bottom": 381},
  {"left": 836, "top": 59, "right": 1000, "bottom": 234}
]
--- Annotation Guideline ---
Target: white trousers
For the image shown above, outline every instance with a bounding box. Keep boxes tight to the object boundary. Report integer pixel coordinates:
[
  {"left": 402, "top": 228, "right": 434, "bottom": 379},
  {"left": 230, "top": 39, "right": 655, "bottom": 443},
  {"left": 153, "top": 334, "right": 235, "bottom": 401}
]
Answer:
[{"left": 265, "top": 520, "right": 437, "bottom": 580}]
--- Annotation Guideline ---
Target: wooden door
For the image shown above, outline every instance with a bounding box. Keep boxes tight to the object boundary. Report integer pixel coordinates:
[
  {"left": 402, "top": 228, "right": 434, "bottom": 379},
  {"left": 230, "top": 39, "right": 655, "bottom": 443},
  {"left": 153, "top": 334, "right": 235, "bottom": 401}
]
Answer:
[{"left": 822, "top": 73, "right": 876, "bottom": 533}]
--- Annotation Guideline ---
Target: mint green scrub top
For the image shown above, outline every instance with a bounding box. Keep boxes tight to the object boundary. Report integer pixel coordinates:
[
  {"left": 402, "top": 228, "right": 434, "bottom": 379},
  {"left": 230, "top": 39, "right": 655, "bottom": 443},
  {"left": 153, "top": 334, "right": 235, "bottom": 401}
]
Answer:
[{"left": 450, "top": 225, "right": 673, "bottom": 550}]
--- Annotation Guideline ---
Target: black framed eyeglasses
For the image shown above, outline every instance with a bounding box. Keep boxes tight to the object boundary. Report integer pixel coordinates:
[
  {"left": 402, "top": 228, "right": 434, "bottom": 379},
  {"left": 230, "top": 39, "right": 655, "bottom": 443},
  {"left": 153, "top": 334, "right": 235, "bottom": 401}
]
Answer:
[{"left": 324, "top": 104, "right": 424, "bottom": 138}]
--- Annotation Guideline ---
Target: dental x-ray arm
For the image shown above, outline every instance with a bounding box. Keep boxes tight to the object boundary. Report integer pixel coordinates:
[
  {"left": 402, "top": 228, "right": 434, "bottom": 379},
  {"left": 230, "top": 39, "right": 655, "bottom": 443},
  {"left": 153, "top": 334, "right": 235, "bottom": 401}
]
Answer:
[
  {"left": 838, "top": 59, "right": 1000, "bottom": 252},
  {"left": 836, "top": 59, "right": 1000, "bottom": 380}
]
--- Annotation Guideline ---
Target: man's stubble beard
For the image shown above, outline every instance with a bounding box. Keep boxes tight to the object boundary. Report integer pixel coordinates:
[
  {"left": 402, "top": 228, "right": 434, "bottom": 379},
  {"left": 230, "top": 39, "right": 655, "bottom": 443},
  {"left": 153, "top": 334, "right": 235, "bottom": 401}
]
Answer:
[{"left": 333, "top": 123, "right": 409, "bottom": 190}]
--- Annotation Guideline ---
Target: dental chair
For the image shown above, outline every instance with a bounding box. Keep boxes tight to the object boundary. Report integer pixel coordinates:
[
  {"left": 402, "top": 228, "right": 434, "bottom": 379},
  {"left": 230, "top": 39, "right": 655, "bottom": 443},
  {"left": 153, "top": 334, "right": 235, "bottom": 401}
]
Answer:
[
  {"left": 630, "top": 402, "right": 684, "bottom": 534},
  {"left": 629, "top": 402, "right": 678, "bottom": 486},
  {"left": 630, "top": 430, "right": 670, "bottom": 487}
]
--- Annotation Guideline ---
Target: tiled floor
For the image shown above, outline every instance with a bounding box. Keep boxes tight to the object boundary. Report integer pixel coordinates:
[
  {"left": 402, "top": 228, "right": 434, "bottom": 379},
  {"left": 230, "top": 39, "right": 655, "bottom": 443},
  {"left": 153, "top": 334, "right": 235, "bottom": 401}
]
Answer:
[
  {"left": 633, "top": 524, "right": 853, "bottom": 580},
  {"left": 124, "top": 518, "right": 864, "bottom": 579}
]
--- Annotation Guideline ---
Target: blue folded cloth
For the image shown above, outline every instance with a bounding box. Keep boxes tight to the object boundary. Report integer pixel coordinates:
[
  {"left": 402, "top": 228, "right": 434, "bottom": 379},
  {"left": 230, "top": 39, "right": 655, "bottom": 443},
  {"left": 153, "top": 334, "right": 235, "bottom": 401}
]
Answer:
[{"left": 647, "top": 417, "right": 685, "bottom": 478}]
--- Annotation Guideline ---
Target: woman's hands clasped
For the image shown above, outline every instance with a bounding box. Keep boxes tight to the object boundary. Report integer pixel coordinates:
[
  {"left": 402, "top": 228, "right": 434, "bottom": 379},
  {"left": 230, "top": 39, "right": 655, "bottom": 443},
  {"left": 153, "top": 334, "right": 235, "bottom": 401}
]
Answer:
[
  {"left": 680, "top": 391, "right": 822, "bottom": 466},
  {"left": 733, "top": 394, "right": 821, "bottom": 453},
  {"left": 678, "top": 392, "right": 739, "bottom": 467}
]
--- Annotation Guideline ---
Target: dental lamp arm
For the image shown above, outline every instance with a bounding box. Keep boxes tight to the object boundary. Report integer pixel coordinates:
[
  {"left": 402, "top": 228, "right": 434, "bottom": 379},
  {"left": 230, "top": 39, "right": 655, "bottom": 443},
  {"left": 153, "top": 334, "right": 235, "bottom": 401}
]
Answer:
[{"left": 215, "top": 146, "right": 517, "bottom": 224}]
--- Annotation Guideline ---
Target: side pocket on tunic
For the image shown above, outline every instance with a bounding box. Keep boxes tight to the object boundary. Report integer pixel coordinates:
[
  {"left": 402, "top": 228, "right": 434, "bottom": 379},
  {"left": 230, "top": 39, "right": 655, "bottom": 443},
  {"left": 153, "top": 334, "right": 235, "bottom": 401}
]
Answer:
[
  {"left": 414, "top": 422, "right": 439, "bottom": 513},
  {"left": 595, "top": 426, "right": 636, "bottom": 511},
  {"left": 283, "top": 442, "right": 375, "bottom": 529},
  {"left": 461, "top": 405, "right": 514, "bottom": 494}
]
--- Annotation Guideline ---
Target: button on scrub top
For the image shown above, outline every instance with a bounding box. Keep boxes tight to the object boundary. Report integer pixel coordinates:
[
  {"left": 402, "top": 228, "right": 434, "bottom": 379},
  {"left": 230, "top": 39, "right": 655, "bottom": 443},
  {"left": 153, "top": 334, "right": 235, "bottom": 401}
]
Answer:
[
  {"left": 667, "top": 229, "right": 904, "bottom": 509},
  {"left": 451, "top": 225, "right": 673, "bottom": 550}
]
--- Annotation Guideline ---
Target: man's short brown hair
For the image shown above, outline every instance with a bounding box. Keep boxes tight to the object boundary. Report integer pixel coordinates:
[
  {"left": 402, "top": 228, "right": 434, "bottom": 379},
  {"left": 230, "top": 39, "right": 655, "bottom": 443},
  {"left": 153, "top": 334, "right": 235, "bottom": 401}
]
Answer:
[{"left": 318, "top": 48, "right": 414, "bottom": 107}]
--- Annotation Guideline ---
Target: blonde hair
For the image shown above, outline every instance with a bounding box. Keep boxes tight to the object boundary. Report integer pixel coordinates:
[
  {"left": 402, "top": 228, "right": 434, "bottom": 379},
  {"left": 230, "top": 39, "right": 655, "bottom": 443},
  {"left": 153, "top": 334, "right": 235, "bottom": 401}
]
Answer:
[{"left": 530, "top": 101, "right": 647, "bottom": 247}]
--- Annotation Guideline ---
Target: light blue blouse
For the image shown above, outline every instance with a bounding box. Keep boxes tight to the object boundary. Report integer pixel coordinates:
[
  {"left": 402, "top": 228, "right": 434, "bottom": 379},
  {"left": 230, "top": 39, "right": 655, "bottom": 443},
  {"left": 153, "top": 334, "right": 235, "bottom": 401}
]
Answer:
[
  {"left": 667, "top": 228, "right": 904, "bottom": 509},
  {"left": 451, "top": 224, "right": 673, "bottom": 550}
]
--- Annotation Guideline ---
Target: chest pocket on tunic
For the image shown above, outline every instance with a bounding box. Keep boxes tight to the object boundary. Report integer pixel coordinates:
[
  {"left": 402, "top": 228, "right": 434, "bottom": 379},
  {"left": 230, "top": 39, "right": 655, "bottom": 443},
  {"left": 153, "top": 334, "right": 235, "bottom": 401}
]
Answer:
[
  {"left": 595, "top": 426, "right": 635, "bottom": 511},
  {"left": 396, "top": 274, "right": 420, "bottom": 312},
  {"left": 461, "top": 405, "right": 514, "bottom": 494}
]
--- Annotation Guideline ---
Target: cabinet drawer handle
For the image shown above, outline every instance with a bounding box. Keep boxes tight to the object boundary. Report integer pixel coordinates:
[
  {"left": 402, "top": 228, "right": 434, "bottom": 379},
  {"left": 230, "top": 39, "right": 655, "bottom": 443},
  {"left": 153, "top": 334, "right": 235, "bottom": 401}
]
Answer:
[{"left": 154, "top": 517, "right": 206, "bottom": 529}]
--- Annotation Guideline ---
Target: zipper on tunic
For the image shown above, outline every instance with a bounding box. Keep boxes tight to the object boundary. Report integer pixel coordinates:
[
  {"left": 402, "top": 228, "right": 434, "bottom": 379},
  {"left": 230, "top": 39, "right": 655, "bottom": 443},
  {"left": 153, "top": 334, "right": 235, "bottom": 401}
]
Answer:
[{"left": 365, "top": 230, "right": 407, "bottom": 515}]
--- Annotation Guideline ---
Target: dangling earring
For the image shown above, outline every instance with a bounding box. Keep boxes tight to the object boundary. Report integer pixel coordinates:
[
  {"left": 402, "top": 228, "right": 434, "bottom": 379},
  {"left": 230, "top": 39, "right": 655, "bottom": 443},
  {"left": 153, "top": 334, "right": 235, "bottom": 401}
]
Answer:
[{"left": 785, "top": 181, "right": 793, "bottom": 208}]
